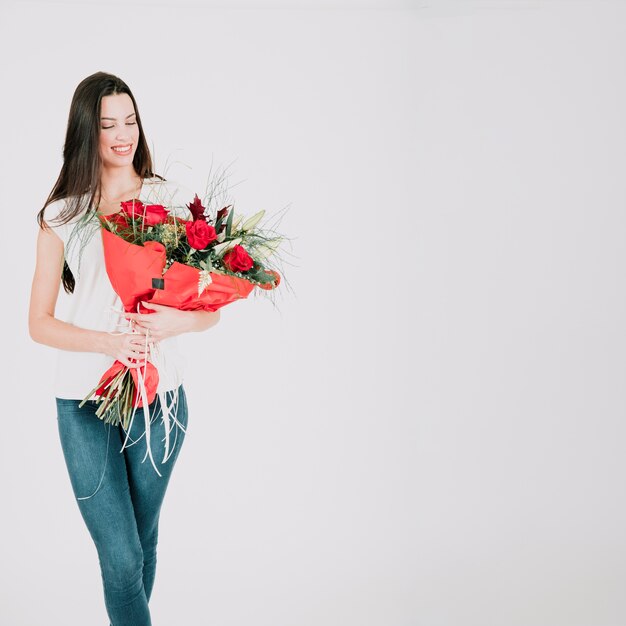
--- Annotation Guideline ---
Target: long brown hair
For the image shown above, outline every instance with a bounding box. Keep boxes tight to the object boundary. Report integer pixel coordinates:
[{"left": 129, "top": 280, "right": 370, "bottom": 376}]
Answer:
[{"left": 37, "top": 71, "right": 165, "bottom": 293}]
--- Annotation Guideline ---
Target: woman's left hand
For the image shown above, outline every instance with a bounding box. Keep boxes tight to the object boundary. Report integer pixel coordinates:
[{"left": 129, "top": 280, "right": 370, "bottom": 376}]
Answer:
[{"left": 125, "top": 302, "right": 218, "bottom": 341}]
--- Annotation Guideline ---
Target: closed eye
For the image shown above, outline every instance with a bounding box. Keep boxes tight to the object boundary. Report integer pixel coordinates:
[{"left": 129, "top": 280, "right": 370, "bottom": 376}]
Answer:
[{"left": 102, "top": 122, "right": 137, "bottom": 129}]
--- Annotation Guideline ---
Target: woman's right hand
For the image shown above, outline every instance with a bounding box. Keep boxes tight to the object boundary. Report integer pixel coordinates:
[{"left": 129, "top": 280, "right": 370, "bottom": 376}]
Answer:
[{"left": 104, "top": 333, "right": 149, "bottom": 368}]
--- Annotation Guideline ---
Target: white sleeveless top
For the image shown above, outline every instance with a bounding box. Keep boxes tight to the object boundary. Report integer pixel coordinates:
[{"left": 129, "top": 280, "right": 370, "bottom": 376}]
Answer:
[{"left": 44, "top": 176, "right": 193, "bottom": 399}]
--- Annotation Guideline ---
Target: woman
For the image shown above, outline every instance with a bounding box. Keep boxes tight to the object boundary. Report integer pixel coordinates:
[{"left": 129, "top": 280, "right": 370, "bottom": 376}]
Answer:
[{"left": 28, "top": 71, "right": 218, "bottom": 626}]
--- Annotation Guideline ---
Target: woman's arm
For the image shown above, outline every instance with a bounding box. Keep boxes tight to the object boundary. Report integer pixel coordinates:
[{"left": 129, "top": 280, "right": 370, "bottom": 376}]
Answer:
[
  {"left": 28, "top": 224, "right": 148, "bottom": 368},
  {"left": 125, "top": 302, "right": 221, "bottom": 341}
]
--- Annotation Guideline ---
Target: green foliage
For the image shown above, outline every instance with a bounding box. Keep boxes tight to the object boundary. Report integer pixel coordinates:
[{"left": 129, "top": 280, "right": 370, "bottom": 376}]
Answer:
[{"left": 99, "top": 204, "right": 282, "bottom": 289}]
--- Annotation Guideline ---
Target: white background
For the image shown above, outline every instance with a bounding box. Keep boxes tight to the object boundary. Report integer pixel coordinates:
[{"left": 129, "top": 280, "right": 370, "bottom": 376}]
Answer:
[{"left": 1, "top": 1, "right": 625, "bottom": 625}]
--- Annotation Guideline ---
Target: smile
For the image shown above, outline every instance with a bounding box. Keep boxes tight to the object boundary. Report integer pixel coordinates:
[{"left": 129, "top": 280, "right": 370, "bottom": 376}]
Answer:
[{"left": 112, "top": 144, "right": 132, "bottom": 155}]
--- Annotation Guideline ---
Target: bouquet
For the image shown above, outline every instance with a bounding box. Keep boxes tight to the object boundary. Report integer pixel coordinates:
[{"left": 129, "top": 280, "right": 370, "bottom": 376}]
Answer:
[{"left": 79, "top": 178, "right": 285, "bottom": 475}]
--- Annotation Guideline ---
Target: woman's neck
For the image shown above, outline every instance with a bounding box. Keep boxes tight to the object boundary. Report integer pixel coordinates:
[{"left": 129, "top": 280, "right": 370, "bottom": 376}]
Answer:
[{"left": 99, "top": 167, "right": 143, "bottom": 203}]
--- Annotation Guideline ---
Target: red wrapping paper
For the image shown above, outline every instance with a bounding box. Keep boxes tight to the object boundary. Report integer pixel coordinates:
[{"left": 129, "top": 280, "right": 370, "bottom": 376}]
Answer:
[
  {"left": 97, "top": 227, "right": 256, "bottom": 403},
  {"left": 101, "top": 228, "right": 255, "bottom": 314},
  {"left": 96, "top": 359, "right": 160, "bottom": 408}
]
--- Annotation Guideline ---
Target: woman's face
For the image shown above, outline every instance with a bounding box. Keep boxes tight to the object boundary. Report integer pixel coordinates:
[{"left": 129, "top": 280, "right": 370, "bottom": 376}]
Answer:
[{"left": 98, "top": 93, "right": 140, "bottom": 168}]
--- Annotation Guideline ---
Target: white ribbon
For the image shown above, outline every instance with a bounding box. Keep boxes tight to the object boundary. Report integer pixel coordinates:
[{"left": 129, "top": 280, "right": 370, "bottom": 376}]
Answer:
[{"left": 77, "top": 306, "right": 186, "bottom": 499}]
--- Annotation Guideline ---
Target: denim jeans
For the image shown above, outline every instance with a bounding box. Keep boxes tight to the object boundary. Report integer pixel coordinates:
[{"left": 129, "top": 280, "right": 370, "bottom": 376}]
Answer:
[{"left": 55, "top": 385, "right": 188, "bottom": 626}]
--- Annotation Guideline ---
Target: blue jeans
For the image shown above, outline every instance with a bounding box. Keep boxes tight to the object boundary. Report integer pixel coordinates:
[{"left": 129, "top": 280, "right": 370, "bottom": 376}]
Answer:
[{"left": 56, "top": 385, "right": 188, "bottom": 626}]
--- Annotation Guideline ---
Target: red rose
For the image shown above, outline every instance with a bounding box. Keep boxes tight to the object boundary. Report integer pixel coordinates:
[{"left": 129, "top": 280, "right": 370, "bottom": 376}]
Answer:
[
  {"left": 120, "top": 198, "right": 145, "bottom": 218},
  {"left": 223, "top": 244, "right": 254, "bottom": 273},
  {"left": 120, "top": 199, "right": 169, "bottom": 226},
  {"left": 186, "top": 219, "right": 217, "bottom": 250},
  {"left": 142, "top": 204, "right": 169, "bottom": 226}
]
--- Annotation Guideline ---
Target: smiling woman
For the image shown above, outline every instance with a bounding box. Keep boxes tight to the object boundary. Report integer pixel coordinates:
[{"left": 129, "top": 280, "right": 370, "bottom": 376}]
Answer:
[
  {"left": 97, "top": 95, "right": 143, "bottom": 215},
  {"left": 100, "top": 104, "right": 138, "bottom": 159},
  {"left": 27, "top": 71, "right": 220, "bottom": 626}
]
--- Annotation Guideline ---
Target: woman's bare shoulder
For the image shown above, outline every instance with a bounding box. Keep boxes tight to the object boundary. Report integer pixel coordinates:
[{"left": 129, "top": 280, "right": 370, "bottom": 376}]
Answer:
[
  {"left": 41, "top": 197, "right": 68, "bottom": 225},
  {"left": 38, "top": 199, "right": 72, "bottom": 245}
]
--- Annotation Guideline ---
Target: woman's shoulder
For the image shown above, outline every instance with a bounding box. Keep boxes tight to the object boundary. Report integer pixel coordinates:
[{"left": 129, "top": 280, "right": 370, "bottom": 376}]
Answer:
[
  {"left": 42, "top": 197, "right": 66, "bottom": 223},
  {"left": 43, "top": 194, "right": 92, "bottom": 228},
  {"left": 42, "top": 196, "right": 80, "bottom": 229}
]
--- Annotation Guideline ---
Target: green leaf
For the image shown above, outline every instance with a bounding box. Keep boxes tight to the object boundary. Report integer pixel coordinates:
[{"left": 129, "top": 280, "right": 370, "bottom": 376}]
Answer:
[
  {"left": 253, "top": 269, "right": 275, "bottom": 283},
  {"left": 225, "top": 205, "right": 234, "bottom": 238},
  {"left": 199, "top": 258, "right": 213, "bottom": 272}
]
